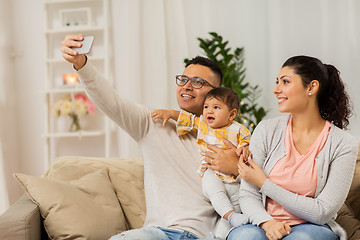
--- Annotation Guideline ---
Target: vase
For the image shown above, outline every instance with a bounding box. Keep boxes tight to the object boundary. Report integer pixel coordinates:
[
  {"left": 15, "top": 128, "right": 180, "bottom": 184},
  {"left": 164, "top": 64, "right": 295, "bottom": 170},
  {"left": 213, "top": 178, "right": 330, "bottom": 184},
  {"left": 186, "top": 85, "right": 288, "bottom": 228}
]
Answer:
[{"left": 68, "top": 114, "right": 81, "bottom": 132}]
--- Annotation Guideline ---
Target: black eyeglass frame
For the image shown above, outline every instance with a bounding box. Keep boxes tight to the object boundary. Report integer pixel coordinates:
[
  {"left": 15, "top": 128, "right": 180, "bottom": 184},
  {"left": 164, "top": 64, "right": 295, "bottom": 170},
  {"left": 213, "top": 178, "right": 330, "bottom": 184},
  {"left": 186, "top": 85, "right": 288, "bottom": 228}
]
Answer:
[{"left": 175, "top": 75, "right": 217, "bottom": 89}]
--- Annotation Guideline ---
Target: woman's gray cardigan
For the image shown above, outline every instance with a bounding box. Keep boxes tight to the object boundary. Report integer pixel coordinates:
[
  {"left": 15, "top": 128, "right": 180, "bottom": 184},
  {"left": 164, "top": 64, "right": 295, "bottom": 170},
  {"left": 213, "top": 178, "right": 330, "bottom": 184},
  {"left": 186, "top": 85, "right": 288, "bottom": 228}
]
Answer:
[{"left": 240, "top": 115, "right": 359, "bottom": 240}]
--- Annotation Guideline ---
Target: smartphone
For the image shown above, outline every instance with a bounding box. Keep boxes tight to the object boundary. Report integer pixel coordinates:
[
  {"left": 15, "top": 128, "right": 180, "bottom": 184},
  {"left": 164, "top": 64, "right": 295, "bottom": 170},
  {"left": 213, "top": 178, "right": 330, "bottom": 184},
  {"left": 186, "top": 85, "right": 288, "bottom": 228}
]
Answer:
[{"left": 71, "top": 36, "right": 94, "bottom": 55}]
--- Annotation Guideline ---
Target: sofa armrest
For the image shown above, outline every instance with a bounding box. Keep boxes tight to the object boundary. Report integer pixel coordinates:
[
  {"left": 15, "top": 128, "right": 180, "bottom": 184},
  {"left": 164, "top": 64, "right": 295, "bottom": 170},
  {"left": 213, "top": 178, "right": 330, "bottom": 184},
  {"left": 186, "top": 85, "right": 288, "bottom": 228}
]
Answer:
[
  {"left": 347, "top": 160, "right": 360, "bottom": 219},
  {"left": 0, "top": 194, "right": 46, "bottom": 240}
]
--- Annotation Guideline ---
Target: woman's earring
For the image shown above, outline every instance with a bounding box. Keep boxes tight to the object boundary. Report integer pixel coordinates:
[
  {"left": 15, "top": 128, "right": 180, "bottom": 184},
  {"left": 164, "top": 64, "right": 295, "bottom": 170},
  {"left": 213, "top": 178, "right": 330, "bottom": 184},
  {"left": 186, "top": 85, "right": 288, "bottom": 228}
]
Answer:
[{"left": 309, "top": 92, "right": 312, "bottom": 96}]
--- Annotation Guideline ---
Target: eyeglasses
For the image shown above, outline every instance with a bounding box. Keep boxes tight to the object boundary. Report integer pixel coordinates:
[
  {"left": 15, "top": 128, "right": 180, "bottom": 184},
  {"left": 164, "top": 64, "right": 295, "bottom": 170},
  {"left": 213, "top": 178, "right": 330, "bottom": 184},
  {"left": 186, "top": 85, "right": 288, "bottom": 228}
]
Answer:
[{"left": 175, "top": 75, "right": 217, "bottom": 89}]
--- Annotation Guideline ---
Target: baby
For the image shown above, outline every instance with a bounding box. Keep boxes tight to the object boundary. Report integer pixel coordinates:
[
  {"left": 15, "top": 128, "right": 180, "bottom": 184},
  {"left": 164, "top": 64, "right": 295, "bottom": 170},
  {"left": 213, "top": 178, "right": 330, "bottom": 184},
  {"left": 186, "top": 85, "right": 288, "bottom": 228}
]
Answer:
[{"left": 152, "top": 87, "right": 250, "bottom": 231}]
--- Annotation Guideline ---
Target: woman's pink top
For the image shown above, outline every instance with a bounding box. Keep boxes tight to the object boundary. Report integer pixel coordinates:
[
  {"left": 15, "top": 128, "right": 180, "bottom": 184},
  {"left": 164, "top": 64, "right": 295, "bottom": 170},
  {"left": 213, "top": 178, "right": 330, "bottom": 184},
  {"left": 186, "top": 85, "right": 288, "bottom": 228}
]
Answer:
[{"left": 265, "top": 116, "right": 331, "bottom": 225}]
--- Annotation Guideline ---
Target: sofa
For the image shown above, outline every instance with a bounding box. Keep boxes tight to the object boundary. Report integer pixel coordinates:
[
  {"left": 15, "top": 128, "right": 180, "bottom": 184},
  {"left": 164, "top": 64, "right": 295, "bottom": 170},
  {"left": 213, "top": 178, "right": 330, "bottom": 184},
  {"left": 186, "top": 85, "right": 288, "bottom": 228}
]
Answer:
[
  {"left": 0, "top": 144, "right": 359, "bottom": 240},
  {"left": 0, "top": 157, "right": 146, "bottom": 240}
]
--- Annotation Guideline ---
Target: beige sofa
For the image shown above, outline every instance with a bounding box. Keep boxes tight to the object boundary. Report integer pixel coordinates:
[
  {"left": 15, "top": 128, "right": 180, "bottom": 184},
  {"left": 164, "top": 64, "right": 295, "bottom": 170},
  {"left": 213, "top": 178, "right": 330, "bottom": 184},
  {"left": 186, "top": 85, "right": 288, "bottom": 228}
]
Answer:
[
  {"left": 0, "top": 144, "right": 359, "bottom": 240},
  {"left": 0, "top": 157, "right": 147, "bottom": 240}
]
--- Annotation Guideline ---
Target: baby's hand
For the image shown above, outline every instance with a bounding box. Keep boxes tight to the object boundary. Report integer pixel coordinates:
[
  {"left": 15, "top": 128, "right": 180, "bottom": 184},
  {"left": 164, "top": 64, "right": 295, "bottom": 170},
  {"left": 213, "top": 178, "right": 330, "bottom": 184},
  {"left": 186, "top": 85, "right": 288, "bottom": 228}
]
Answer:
[
  {"left": 236, "top": 145, "right": 251, "bottom": 163},
  {"left": 151, "top": 109, "right": 172, "bottom": 127}
]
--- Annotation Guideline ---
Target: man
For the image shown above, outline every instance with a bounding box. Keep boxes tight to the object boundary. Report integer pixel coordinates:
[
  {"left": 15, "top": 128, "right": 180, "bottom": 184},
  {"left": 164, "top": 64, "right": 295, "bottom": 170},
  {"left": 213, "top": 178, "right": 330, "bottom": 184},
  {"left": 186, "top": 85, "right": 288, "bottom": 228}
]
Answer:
[{"left": 61, "top": 34, "right": 240, "bottom": 239}]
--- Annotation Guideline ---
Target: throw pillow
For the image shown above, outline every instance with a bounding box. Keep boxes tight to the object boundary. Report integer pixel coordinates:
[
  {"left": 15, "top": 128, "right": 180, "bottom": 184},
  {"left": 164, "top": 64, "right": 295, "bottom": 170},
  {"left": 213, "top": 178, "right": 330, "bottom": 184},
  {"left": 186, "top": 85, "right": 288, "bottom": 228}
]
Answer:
[
  {"left": 14, "top": 169, "right": 126, "bottom": 240},
  {"left": 43, "top": 156, "right": 146, "bottom": 229}
]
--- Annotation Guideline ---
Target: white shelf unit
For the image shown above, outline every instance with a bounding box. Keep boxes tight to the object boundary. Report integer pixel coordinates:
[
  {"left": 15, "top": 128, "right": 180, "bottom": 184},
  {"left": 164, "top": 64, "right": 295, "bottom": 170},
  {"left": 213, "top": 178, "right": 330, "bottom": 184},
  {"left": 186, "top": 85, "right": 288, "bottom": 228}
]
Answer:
[{"left": 43, "top": 0, "right": 112, "bottom": 168}]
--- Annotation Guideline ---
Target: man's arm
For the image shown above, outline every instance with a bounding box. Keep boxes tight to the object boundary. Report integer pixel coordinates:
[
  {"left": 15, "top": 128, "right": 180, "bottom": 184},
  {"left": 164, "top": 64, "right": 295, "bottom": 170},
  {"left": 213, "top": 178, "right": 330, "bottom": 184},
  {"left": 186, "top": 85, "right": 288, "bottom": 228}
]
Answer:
[
  {"left": 77, "top": 62, "right": 151, "bottom": 141},
  {"left": 61, "top": 34, "right": 151, "bottom": 141}
]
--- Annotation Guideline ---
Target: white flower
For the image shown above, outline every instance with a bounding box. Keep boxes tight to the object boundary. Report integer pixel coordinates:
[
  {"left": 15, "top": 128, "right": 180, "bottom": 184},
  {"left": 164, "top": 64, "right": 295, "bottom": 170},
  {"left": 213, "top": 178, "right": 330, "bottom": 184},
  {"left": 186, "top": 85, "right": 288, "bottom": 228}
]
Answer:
[
  {"left": 73, "top": 99, "right": 87, "bottom": 115},
  {"left": 60, "top": 100, "right": 72, "bottom": 116},
  {"left": 52, "top": 94, "right": 95, "bottom": 120}
]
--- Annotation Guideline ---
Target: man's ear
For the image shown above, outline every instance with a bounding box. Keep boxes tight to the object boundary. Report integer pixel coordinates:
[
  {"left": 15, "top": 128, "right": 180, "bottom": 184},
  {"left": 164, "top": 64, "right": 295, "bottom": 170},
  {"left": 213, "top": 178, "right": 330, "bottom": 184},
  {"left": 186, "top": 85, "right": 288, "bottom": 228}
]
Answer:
[
  {"left": 308, "top": 80, "right": 320, "bottom": 95},
  {"left": 229, "top": 109, "right": 238, "bottom": 121}
]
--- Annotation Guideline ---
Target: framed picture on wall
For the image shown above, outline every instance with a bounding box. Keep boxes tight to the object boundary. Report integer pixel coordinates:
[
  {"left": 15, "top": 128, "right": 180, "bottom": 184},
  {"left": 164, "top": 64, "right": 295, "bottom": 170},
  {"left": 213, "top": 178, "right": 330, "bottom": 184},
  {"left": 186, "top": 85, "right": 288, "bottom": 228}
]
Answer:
[{"left": 59, "top": 8, "right": 91, "bottom": 28}]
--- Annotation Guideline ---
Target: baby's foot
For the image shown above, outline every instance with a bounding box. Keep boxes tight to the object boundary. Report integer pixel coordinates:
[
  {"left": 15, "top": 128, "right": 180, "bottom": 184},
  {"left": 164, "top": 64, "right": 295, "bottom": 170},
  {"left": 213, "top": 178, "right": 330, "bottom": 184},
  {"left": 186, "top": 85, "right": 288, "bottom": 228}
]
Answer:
[{"left": 228, "top": 212, "right": 249, "bottom": 227}]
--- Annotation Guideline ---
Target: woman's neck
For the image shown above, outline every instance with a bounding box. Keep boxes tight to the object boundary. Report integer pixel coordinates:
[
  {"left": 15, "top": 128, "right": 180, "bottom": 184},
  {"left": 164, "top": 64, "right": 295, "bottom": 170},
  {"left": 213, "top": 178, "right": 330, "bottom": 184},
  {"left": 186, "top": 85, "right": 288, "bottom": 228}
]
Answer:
[
  {"left": 290, "top": 108, "right": 327, "bottom": 155},
  {"left": 291, "top": 109, "right": 325, "bottom": 134}
]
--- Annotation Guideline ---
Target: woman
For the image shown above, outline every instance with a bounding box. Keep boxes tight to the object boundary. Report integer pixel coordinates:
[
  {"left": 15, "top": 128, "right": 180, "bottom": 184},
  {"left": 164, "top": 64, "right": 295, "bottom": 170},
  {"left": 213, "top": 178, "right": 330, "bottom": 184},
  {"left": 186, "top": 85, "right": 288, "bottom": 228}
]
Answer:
[{"left": 229, "top": 55, "right": 358, "bottom": 240}]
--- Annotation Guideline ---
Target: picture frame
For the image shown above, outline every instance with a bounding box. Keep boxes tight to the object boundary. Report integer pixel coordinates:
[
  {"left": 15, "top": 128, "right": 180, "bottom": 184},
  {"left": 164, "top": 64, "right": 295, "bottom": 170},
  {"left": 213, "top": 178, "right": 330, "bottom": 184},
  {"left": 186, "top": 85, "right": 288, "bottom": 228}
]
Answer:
[{"left": 59, "top": 8, "right": 91, "bottom": 28}]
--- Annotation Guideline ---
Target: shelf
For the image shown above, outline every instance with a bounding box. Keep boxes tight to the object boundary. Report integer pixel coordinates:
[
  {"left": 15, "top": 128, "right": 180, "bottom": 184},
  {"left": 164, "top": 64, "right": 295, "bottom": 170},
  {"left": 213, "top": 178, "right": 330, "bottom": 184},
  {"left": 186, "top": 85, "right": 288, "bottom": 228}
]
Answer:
[
  {"left": 46, "top": 56, "right": 105, "bottom": 63},
  {"left": 45, "top": 26, "right": 104, "bottom": 34},
  {"left": 44, "top": 130, "right": 105, "bottom": 138},
  {"left": 44, "top": 0, "right": 112, "bottom": 167},
  {"left": 45, "top": 86, "right": 85, "bottom": 94},
  {"left": 44, "top": 0, "right": 97, "bottom": 4}
]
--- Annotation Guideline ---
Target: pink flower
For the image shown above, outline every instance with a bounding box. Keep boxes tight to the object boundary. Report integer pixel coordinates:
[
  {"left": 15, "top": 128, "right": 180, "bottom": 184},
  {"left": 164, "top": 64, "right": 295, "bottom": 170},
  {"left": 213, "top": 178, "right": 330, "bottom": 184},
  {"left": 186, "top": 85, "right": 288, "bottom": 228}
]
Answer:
[
  {"left": 74, "top": 93, "right": 95, "bottom": 114},
  {"left": 74, "top": 93, "right": 87, "bottom": 101},
  {"left": 86, "top": 100, "right": 95, "bottom": 114}
]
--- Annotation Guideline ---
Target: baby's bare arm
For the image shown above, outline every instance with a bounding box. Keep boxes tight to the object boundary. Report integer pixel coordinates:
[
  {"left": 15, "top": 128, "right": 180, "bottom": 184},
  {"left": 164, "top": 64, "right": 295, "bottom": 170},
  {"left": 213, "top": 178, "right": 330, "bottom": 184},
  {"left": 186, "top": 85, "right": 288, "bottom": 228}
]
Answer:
[{"left": 151, "top": 109, "right": 180, "bottom": 127}]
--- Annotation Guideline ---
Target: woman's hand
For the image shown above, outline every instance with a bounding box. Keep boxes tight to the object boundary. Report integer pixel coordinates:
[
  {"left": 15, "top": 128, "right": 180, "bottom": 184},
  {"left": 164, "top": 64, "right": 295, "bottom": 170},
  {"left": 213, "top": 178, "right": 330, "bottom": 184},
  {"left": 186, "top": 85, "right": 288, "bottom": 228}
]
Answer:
[
  {"left": 261, "top": 220, "right": 291, "bottom": 240},
  {"left": 238, "top": 154, "right": 268, "bottom": 188},
  {"left": 204, "top": 139, "right": 239, "bottom": 176}
]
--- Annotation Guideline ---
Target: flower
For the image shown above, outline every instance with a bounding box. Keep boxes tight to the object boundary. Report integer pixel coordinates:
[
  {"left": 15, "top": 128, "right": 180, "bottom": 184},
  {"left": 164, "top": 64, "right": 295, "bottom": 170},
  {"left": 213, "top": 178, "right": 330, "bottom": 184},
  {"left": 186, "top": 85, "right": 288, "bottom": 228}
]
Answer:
[{"left": 52, "top": 93, "right": 95, "bottom": 131}]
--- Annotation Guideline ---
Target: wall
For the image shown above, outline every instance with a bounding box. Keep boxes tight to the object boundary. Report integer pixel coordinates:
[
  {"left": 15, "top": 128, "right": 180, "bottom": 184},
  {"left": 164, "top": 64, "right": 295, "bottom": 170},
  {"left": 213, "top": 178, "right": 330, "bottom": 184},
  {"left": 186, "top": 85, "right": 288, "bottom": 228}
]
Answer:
[
  {"left": 9, "top": 0, "right": 45, "bottom": 202},
  {"left": 0, "top": 0, "right": 19, "bottom": 208}
]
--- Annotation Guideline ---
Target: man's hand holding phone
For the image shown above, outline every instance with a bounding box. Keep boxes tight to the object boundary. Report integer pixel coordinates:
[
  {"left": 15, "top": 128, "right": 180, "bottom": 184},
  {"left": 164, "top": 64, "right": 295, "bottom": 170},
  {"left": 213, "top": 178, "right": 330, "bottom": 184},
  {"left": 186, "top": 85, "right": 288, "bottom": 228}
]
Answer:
[
  {"left": 61, "top": 34, "right": 94, "bottom": 70},
  {"left": 70, "top": 36, "right": 94, "bottom": 55}
]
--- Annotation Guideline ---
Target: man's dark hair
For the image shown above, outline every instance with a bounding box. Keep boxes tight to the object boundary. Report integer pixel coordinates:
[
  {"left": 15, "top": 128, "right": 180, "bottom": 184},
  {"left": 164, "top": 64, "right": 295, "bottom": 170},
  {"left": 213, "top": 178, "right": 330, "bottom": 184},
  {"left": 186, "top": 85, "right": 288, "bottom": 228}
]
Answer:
[
  {"left": 186, "top": 56, "right": 223, "bottom": 85},
  {"left": 205, "top": 87, "right": 240, "bottom": 111}
]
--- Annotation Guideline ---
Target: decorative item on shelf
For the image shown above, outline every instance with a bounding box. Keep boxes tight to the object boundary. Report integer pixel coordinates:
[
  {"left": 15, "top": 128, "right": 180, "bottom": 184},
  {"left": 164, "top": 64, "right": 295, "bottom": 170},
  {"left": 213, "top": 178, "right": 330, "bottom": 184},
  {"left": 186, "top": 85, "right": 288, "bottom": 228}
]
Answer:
[
  {"left": 52, "top": 93, "right": 95, "bottom": 132},
  {"left": 62, "top": 72, "right": 79, "bottom": 85},
  {"left": 59, "top": 7, "right": 91, "bottom": 28}
]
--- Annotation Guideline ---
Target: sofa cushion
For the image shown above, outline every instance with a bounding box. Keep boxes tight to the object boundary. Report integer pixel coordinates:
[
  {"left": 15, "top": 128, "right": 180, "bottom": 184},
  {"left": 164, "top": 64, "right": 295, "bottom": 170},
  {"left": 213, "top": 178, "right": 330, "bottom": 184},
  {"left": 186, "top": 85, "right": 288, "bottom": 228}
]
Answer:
[
  {"left": 43, "top": 156, "right": 146, "bottom": 229},
  {"left": 347, "top": 143, "right": 360, "bottom": 219},
  {"left": 336, "top": 200, "right": 360, "bottom": 240},
  {"left": 14, "top": 168, "right": 126, "bottom": 240}
]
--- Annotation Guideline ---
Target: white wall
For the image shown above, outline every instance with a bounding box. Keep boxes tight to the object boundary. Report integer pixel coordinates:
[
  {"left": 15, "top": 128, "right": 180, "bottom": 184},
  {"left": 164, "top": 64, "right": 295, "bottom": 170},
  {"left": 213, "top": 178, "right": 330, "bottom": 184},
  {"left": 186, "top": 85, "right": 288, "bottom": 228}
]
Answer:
[
  {"left": 0, "top": 0, "right": 18, "bottom": 208},
  {"left": 5, "top": 0, "right": 360, "bottom": 204},
  {"left": 8, "top": 0, "right": 45, "bottom": 203}
]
